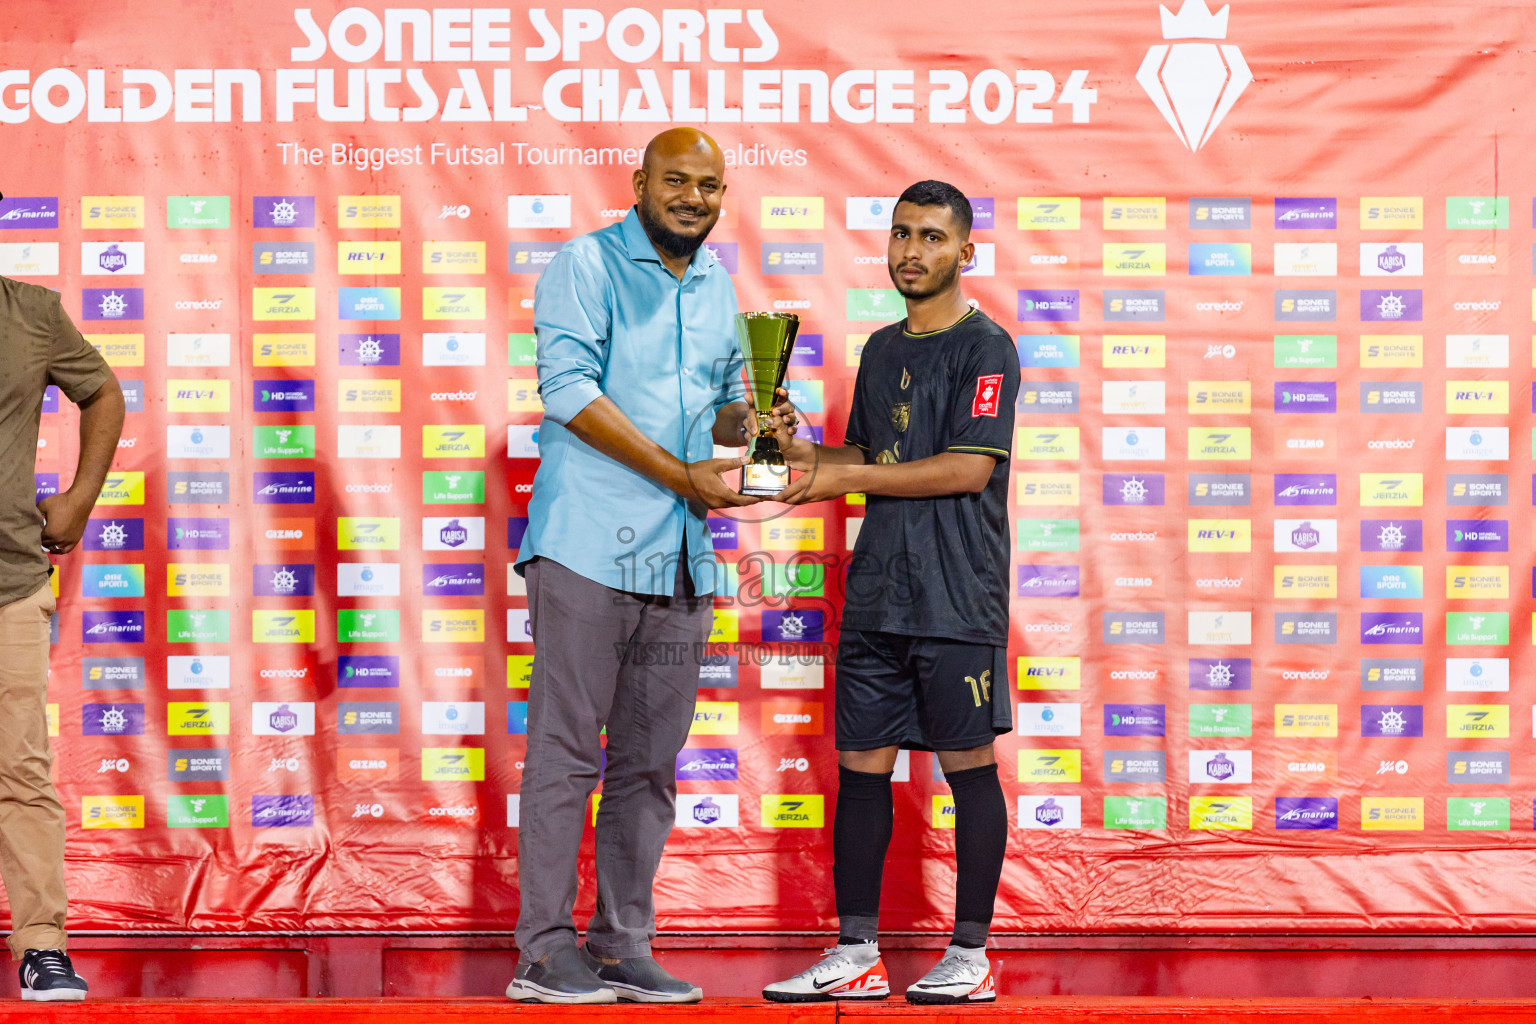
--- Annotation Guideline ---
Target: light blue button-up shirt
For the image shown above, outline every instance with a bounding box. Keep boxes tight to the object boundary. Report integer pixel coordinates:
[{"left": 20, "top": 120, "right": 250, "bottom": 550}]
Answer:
[{"left": 514, "top": 208, "right": 746, "bottom": 596}]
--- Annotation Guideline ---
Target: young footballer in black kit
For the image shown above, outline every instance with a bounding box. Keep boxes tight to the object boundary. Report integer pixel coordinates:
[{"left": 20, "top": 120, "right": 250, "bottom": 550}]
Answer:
[{"left": 763, "top": 180, "right": 1019, "bottom": 1004}]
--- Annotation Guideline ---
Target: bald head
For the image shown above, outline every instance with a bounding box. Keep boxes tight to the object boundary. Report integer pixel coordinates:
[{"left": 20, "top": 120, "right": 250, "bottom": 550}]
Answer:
[
  {"left": 633, "top": 127, "right": 727, "bottom": 269},
  {"left": 642, "top": 127, "right": 724, "bottom": 177}
]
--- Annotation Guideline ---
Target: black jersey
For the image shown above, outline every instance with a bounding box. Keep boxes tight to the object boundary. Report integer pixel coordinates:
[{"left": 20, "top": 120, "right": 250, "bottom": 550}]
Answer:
[{"left": 840, "top": 307, "right": 1019, "bottom": 646}]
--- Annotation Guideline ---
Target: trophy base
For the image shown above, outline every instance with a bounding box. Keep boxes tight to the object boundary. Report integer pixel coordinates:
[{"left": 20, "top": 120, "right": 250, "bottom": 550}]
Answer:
[{"left": 741, "top": 462, "right": 788, "bottom": 496}]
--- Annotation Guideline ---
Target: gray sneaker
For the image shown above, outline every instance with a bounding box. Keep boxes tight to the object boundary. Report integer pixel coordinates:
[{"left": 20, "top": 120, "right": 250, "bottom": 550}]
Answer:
[
  {"left": 505, "top": 945, "right": 617, "bottom": 1003},
  {"left": 579, "top": 945, "right": 703, "bottom": 1003}
]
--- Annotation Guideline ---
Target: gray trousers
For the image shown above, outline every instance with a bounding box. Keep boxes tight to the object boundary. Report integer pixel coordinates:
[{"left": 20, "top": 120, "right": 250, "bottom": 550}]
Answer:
[{"left": 515, "top": 557, "right": 711, "bottom": 960}]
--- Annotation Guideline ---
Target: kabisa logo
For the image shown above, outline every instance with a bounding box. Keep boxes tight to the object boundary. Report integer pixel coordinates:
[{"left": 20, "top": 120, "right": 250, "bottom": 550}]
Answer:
[
  {"left": 692, "top": 797, "right": 723, "bottom": 825},
  {"left": 1034, "top": 797, "right": 1065, "bottom": 826},
  {"left": 98, "top": 244, "right": 128, "bottom": 273},
  {"left": 1137, "top": 0, "right": 1252, "bottom": 152},
  {"left": 439, "top": 519, "right": 468, "bottom": 548},
  {"left": 1377, "top": 245, "right": 1407, "bottom": 273},
  {"left": 1204, "top": 752, "right": 1236, "bottom": 781},
  {"left": 268, "top": 704, "right": 299, "bottom": 733}
]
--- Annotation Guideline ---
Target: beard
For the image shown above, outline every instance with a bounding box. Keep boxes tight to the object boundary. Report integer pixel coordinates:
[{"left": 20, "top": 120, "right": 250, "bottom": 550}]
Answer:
[
  {"left": 636, "top": 196, "right": 714, "bottom": 261},
  {"left": 890, "top": 256, "right": 961, "bottom": 299}
]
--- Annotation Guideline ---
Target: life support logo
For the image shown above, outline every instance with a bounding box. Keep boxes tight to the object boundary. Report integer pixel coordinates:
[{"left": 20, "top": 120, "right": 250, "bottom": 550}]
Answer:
[{"left": 1137, "top": 0, "right": 1252, "bottom": 152}]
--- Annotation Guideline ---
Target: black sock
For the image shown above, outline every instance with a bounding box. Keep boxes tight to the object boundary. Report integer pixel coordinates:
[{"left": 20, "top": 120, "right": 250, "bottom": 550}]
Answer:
[
  {"left": 945, "top": 762, "right": 1006, "bottom": 948},
  {"left": 833, "top": 765, "right": 893, "bottom": 944}
]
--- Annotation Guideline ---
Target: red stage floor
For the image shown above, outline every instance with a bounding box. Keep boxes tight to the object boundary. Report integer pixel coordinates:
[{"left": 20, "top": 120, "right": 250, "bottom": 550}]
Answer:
[
  {"left": 3, "top": 998, "right": 1536, "bottom": 1024},
  {"left": 34, "top": 935, "right": 1536, "bottom": 1000}
]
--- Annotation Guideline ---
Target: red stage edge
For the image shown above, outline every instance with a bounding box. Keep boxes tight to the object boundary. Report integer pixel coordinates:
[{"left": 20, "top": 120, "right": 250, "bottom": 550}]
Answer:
[
  {"left": 5, "top": 998, "right": 1536, "bottom": 1024},
  {"left": 22, "top": 934, "right": 1536, "bottom": 1001}
]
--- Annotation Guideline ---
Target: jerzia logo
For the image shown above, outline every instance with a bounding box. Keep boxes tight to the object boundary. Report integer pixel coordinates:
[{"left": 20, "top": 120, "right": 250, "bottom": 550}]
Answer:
[{"left": 1137, "top": 0, "right": 1252, "bottom": 152}]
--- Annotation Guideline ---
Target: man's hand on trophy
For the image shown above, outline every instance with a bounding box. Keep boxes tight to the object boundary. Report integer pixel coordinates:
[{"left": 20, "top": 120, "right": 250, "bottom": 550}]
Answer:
[{"left": 680, "top": 455, "right": 763, "bottom": 509}]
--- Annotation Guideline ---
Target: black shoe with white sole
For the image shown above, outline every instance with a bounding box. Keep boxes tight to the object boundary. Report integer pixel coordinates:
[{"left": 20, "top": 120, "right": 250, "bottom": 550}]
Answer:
[
  {"left": 579, "top": 945, "right": 703, "bottom": 1003},
  {"left": 505, "top": 945, "right": 616, "bottom": 1003},
  {"left": 19, "top": 949, "right": 88, "bottom": 1002}
]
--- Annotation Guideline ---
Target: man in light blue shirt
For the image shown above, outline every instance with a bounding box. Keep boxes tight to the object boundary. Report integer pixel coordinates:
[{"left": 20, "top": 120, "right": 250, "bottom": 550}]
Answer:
[{"left": 507, "top": 127, "right": 795, "bottom": 1004}]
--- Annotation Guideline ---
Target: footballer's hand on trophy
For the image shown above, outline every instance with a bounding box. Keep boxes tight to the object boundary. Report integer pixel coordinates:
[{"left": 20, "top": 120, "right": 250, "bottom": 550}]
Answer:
[
  {"left": 742, "top": 387, "right": 798, "bottom": 449},
  {"left": 683, "top": 455, "right": 762, "bottom": 509},
  {"left": 772, "top": 460, "right": 848, "bottom": 505},
  {"left": 766, "top": 386, "right": 798, "bottom": 445}
]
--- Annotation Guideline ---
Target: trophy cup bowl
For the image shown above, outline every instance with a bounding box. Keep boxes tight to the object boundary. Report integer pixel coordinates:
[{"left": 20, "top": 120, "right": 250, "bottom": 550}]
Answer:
[{"left": 735, "top": 311, "right": 800, "bottom": 496}]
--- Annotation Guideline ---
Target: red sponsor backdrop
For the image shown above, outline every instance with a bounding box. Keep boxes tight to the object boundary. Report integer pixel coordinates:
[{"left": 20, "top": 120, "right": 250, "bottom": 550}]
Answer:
[{"left": 13, "top": 0, "right": 1536, "bottom": 934}]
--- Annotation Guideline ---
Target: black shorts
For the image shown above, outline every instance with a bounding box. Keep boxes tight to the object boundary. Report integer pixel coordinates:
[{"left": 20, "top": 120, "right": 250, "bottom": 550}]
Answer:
[{"left": 834, "top": 629, "right": 1013, "bottom": 752}]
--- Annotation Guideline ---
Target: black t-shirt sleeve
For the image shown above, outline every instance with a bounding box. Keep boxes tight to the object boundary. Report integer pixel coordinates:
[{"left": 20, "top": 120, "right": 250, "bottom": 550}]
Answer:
[
  {"left": 945, "top": 327, "right": 1018, "bottom": 460},
  {"left": 843, "top": 342, "right": 873, "bottom": 450}
]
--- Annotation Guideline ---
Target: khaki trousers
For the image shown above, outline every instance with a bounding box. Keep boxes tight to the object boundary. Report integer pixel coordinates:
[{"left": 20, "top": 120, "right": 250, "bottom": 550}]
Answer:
[{"left": 0, "top": 582, "right": 67, "bottom": 957}]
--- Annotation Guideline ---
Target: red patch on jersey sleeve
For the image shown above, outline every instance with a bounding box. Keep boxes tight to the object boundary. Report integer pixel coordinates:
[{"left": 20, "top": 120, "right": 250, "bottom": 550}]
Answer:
[{"left": 971, "top": 374, "right": 1004, "bottom": 417}]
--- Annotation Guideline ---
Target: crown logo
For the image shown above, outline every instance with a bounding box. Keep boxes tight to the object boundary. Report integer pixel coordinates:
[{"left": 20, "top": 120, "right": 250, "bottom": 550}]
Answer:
[
  {"left": 1138, "top": 0, "right": 1253, "bottom": 151},
  {"left": 1161, "top": 0, "right": 1229, "bottom": 39}
]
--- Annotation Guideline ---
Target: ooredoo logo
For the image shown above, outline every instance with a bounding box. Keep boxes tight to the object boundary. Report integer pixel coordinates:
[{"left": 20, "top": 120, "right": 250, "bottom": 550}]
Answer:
[{"left": 1138, "top": 0, "right": 1252, "bottom": 152}]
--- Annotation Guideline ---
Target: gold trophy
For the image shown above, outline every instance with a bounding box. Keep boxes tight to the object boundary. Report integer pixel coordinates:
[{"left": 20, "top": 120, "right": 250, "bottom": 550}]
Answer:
[{"left": 735, "top": 311, "right": 800, "bottom": 496}]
